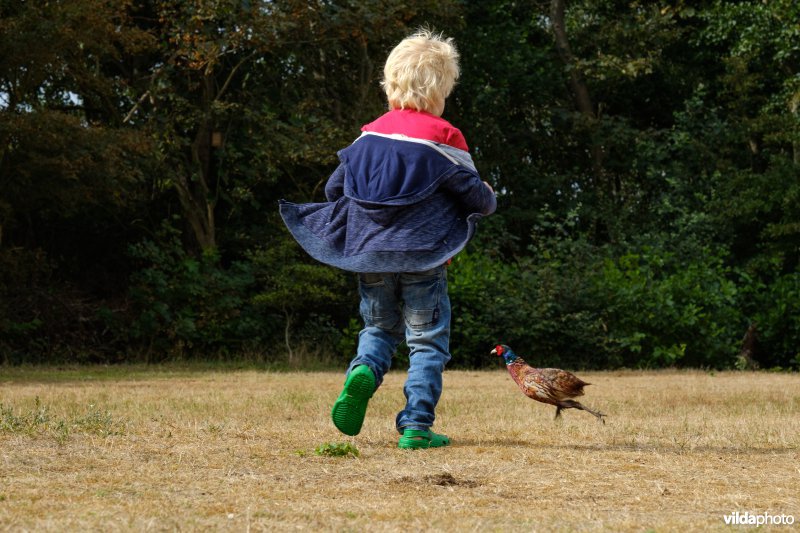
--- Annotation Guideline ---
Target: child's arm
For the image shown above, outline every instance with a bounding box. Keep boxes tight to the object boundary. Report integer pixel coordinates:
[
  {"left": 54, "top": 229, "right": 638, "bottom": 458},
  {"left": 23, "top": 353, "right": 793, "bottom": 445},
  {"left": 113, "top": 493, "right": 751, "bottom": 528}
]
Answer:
[
  {"left": 324, "top": 164, "right": 346, "bottom": 201},
  {"left": 443, "top": 171, "right": 497, "bottom": 216}
]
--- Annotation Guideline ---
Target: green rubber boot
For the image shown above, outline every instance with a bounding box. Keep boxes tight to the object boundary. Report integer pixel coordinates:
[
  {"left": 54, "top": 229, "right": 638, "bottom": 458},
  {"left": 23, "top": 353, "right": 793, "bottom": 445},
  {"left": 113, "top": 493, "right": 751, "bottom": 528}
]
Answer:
[
  {"left": 331, "top": 365, "right": 375, "bottom": 436},
  {"left": 398, "top": 429, "right": 451, "bottom": 449}
]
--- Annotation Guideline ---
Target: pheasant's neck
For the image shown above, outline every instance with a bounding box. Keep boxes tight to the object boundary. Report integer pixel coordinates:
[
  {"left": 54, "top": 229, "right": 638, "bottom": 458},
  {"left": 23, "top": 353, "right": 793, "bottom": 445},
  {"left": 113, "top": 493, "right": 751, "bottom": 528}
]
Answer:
[{"left": 506, "top": 360, "right": 528, "bottom": 386}]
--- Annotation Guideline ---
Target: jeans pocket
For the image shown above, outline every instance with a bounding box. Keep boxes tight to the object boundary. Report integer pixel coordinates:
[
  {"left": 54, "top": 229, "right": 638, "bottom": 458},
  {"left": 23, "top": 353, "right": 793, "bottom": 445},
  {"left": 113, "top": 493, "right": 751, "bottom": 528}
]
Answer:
[
  {"left": 358, "top": 274, "right": 400, "bottom": 330},
  {"left": 401, "top": 268, "right": 444, "bottom": 330},
  {"left": 358, "top": 273, "right": 385, "bottom": 287},
  {"left": 406, "top": 267, "right": 440, "bottom": 278},
  {"left": 403, "top": 305, "right": 440, "bottom": 329}
]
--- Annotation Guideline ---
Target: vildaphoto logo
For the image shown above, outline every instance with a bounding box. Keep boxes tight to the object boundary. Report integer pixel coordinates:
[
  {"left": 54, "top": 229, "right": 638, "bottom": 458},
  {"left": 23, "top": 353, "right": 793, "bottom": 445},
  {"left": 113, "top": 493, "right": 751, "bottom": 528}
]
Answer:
[{"left": 723, "top": 511, "right": 795, "bottom": 526}]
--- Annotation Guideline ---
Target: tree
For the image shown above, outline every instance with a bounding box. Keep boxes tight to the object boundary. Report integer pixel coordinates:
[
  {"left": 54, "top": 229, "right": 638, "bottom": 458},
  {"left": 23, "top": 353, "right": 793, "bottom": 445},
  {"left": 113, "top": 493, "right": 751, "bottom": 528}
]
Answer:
[
  {"left": 0, "top": 1, "right": 156, "bottom": 361},
  {"left": 0, "top": 1, "right": 154, "bottom": 253},
  {"left": 2, "top": 0, "right": 797, "bottom": 366}
]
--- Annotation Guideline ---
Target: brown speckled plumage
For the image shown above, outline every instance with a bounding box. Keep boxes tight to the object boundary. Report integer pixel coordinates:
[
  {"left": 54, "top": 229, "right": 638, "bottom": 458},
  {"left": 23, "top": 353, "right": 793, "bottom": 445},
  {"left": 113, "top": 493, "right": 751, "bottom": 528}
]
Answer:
[{"left": 492, "top": 345, "right": 606, "bottom": 422}]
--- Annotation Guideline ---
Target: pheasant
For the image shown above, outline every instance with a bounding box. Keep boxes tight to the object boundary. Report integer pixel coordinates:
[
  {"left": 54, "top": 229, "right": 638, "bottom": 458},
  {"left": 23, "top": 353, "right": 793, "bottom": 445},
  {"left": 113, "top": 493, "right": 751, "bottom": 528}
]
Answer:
[{"left": 491, "top": 344, "right": 606, "bottom": 423}]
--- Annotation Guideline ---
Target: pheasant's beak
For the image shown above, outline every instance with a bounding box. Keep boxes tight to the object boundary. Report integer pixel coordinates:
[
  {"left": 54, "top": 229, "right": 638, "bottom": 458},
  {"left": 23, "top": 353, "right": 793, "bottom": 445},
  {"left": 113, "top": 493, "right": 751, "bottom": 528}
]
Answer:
[{"left": 490, "top": 347, "right": 498, "bottom": 356}]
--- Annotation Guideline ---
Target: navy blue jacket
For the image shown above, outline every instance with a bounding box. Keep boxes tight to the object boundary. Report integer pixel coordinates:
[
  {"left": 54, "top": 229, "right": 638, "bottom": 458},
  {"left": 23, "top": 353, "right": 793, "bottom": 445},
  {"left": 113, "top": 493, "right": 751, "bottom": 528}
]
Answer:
[{"left": 279, "top": 131, "right": 496, "bottom": 273}]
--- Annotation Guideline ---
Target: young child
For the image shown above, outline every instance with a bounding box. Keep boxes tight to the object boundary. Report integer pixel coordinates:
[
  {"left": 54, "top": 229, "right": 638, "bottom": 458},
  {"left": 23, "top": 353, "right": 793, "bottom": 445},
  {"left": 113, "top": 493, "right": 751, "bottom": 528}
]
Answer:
[{"left": 280, "top": 29, "right": 496, "bottom": 449}]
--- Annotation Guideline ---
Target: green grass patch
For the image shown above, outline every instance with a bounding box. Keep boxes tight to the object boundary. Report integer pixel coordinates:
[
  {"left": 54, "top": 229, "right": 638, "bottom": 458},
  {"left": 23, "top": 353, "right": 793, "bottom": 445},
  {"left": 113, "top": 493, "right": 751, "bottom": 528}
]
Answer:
[
  {"left": 0, "top": 397, "right": 125, "bottom": 443},
  {"left": 314, "top": 442, "right": 360, "bottom": 458}
]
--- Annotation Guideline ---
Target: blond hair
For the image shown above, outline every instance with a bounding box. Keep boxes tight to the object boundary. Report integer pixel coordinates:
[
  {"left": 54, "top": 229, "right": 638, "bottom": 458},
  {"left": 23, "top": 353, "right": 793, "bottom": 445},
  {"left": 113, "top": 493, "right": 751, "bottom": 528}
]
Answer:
[{"left": 381, "top": 29, "right": 460, "bottom": 115}]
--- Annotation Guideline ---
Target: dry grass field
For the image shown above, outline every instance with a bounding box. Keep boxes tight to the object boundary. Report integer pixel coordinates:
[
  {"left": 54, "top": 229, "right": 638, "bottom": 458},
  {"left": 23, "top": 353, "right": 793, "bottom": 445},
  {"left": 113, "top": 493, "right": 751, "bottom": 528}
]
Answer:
[{"left": 1, "top": 366, "right": 798, "bottom": 531}]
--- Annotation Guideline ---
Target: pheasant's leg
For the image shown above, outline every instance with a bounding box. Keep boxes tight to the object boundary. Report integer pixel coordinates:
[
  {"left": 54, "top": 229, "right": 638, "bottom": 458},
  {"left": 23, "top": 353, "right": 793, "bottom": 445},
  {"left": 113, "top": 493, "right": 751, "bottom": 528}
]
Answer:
[
  {"left": 577, "top": 402, "right": 606, "bottom": 422},
  {"left": 557, "top": 400, "right": 606, "bottom": 423},
  {"left": 554, "top": 406, "right": 562, "bottom": 419}
]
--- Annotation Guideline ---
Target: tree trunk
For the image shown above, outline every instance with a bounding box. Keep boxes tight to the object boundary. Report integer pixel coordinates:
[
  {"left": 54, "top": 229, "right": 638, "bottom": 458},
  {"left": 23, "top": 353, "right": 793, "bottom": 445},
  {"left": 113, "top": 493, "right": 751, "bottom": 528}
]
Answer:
[
  {"left": 737, "top": 323, "right": 759, "bottom": 370},
  {"left": 550, "top": 0, "right": 604, "bottom": 179},
  {"left": 283, "top": 306, "right": 294, "bottom": 363},
  {"left": 174, "top": 75, "right": 218, "bottom": 253},
  {"left": 791, "top": 93, "right": 800, "bottom": 165},
  {"left": 173, "top": 156, "right": 216, "bottom": 252},
  {"left": 170, "top": 55, "right": 251, "bottom": 253},
  {"left": 550, "top": 0, "right": 594, "bottom": 119}
]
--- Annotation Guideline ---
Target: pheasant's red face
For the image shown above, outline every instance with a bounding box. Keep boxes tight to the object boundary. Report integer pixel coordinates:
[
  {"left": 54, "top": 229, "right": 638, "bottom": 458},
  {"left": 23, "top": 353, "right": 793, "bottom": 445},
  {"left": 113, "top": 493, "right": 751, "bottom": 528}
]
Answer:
[{"left": 494, "top": 345, "right": 504, "bottom": 356}]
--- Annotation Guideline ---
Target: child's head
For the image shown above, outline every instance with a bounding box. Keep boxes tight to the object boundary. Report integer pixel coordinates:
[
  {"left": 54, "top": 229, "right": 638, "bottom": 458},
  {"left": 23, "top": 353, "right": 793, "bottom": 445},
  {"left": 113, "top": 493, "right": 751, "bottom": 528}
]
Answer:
[{"left": 381, "top": 29, "right": 459, "bottom": 116}]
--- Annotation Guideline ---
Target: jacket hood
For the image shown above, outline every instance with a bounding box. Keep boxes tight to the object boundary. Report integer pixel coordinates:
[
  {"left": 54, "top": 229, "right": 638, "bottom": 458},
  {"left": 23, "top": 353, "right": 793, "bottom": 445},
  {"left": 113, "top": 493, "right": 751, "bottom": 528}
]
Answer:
[{"left": 339, "top": 132, "right": 477, "bottom": 208}]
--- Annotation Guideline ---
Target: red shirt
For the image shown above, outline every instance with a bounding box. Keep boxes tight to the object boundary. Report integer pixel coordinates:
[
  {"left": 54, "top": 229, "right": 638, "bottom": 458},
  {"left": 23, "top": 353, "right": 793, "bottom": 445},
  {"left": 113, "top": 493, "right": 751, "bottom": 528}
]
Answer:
[{"left": 361, "top": 108, "right": 469, "bottom": 152}]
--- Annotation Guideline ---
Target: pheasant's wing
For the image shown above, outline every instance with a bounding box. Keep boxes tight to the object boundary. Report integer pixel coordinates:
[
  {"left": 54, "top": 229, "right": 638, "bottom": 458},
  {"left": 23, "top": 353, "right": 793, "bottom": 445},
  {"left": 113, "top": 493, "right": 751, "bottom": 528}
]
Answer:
[
  {"left": 519, "top": 368, "right": 561, "bottom": 403},
  {"left": 523, "top": 368, "right": 587, "bottom": 401}
]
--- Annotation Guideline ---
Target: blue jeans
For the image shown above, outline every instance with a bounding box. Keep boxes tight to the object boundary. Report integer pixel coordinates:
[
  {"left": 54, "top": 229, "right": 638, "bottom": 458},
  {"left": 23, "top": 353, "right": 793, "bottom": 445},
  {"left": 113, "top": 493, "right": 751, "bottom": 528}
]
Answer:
[{"left": 345, "top": 265, "right": 451, "bottom": 433}]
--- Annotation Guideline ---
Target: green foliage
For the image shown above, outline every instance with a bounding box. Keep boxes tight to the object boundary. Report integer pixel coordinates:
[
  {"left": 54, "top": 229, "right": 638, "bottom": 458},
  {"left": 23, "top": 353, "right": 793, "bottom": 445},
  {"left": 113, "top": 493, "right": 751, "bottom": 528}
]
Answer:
[
  {"left": 0, "top": 248, "right": 49, "bottom": 362},
  {"left": 595, "top": 246, "right": 742, "bottom": 368},
  {"left": 250, "top": 235, "right": 353, "bottom": 361},
  {"left": 314, "top": 442, "right": 360, "bottom": 458},
  {"left": 742, "top": 269, "right": 800, "bottom": 369},
  {"left": 450, "top": 209, "right": 748, "bottom": 370},
  {"left": 0, "top": 1, "right": 798, "bottom": 368},
  {"left": 126, "top": 221, "right": 264, "bottom": 359},
  {"left": 449, "top": 211, "right": 609, "bottom": 369},
  {"left": 336, "top": 318, "right": 362, "bottom": 360},
  {"left": 250, "top": 238, "right": 348, "bottom": 314},
  {"left": 0, "top": 397, "right": 124, "bottom": 444},
  {"left": 0, "top": 246, "right": 119, "bottom": 364}
]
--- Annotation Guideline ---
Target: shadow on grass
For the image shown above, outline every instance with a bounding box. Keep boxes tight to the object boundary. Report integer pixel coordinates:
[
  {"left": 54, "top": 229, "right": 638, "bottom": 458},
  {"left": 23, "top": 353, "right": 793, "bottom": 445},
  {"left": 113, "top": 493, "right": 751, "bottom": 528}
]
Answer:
[{"left": 454, "top": 438, "right": 798, "bottom": 455}]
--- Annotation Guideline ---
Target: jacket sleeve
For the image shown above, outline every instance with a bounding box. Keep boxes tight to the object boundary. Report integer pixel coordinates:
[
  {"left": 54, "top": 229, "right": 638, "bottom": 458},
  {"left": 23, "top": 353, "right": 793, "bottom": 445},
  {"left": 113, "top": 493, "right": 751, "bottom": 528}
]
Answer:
[
  {"left": 441, "top": 170, "right": 497, "bottom": 216},
  {"left": 324, "top": 163, "right": 346, "bottom": 202}
]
